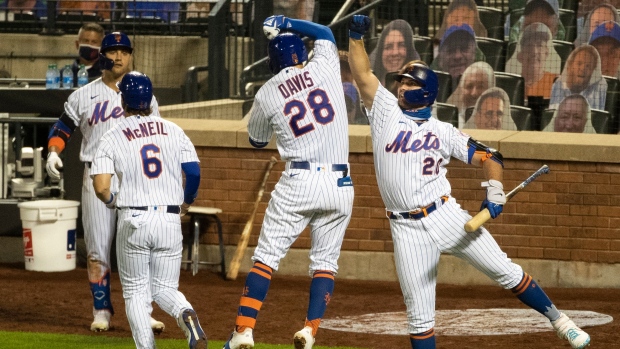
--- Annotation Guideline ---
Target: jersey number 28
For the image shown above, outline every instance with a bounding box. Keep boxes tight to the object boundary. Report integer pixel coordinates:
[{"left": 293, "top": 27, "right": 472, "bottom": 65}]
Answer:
[
  {"left": 141, "top": 144, "right": 162, "bottom": 178},
  {"left": 284, "top": 89, "right": 334, "bottom": 137}
]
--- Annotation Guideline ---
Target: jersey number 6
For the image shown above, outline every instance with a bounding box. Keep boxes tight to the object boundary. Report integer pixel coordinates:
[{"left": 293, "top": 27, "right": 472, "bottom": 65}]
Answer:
[
  {"left": 285, "top": 89, "right": 334, "bottom": 137},
  {"left": 141, "top": 144, "right": 162, "bottom": 178}
]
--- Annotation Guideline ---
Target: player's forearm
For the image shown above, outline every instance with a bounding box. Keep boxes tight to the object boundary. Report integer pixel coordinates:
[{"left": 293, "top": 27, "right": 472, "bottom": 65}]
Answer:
[
  {"left": 482, "top": 158, "right": 503, "bottom": 182},
  {"left": 285, "top": 18, "right": 335, "bottom": 42},
  {"left": 48, "top": 145, "right": 61, "bottom": 154},
  {"left": 92, "top": 174, "right": 112, "bottom": 203}
]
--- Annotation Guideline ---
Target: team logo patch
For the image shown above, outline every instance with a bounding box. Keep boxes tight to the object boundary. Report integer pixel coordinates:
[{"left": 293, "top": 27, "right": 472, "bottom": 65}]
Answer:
[
  {"left": 292, "top": 53, "right": 299, "bottom": 64},
  {"left": 114, "top": 33, "right": 122, "bottom": 43},
  {"left": 23, "top": 229, "right": 33, "bottom": 257}
]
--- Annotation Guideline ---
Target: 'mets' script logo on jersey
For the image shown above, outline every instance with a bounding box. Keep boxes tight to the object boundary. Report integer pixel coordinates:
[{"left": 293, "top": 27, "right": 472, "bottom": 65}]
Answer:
[
  {"left": 88, "top": 101, "right": 124, "bottom": 126},
  {"left": 385, "top": 131, "right": 440, "bottom": 153}
]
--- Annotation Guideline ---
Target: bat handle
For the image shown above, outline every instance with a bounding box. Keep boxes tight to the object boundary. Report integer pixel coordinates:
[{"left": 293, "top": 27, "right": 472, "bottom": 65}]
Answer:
[{"left": 464, "top": 208, "right": 492, "bottom": 233}]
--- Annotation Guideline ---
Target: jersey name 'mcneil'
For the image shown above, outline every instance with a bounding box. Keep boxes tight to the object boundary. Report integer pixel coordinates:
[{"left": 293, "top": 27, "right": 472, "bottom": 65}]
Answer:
[
  {"left": 385, "top": 131, "right": 440, "bottom": 153},
  {"left": 122, "top": 121, "right": 168, "bottom": 141},
  {"left": 277, "top": 71, "right": 315, "bottom": 98}
]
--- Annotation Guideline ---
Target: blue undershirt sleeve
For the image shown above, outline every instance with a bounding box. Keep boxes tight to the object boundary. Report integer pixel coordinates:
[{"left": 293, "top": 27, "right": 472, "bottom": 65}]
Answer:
[{"left": 181, "top": 161, "right": 200, "bottom": 204}]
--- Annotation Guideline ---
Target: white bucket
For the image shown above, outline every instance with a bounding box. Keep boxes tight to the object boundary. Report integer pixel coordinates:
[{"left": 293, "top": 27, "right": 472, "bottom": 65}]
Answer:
[{"left": 17, "top": 200, "right": 80, "bottom": 272}]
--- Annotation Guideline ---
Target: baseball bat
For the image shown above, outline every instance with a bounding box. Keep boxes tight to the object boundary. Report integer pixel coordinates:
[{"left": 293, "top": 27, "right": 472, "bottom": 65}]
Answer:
[
  {"left": 226, "top": 156, "right": 278, "bottom": 280},
  {"left": 464, "top": 164, "right": 550, "bottom": 233}
]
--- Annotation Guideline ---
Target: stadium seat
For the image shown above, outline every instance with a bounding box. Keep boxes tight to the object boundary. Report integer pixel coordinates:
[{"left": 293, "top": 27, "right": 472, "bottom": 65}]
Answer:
[
  {"left": 558, "top": 9, "right": 577, "bottom": 42},
  {"left": 541, "top": 108, "right": 611, "bottom": 133},
  {"left": 540, "top": 108, "right": 555, "bottom": 130},
  {"left": 435, "top": 103, "right": 458, "bottom": 127},
  {"left": 180, "top": 17, "right": 208, "bottom": 36},
  {"left": 113, "top": 15, "right": 169, "bottom": 35},
  {"left": 477, "top": 6, "right": 504, "bottom": 40},
  {"left": 591, "top": 109, "right": 612, "bottom": 134},
  {"left": 0, "top": 12, "right": 41, "bottom": 34},
  {"left": 366, "top": 36, "right": 378, "bottom": 54},
  {"left": 552, "top": 40, "right": 573, "bottom": 72},
  {"left": 603, "top": 76, "right": 619, "bottom": 133},
  {"left": 495, "top": 72, "right": 525, "bottom": 106},
  {"left": 510, "top": 8, "right": 576, "bottom": 41},
  {"left": 464, "top": 106, "right": 474, "bottom": 124},
  {"left": 56, "top": 12, "right": 102, "bottom": 34},
  {"left": 560, "top": 0, "right": 578, "bottom": 11},
  {"left": 435, "top": 71, "right": 452, "bottom": 104},
  {"left": 510, "top": 105, "right": 534, "bottom": 130},
  {"left": 413, "top": 35, "right": 433, "bottom": 65},
  {"left": 476, "top": 37, "right": 506, "bottom": 72}
]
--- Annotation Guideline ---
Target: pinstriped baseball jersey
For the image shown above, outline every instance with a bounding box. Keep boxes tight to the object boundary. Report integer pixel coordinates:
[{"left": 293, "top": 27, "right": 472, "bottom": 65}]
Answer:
[
  {"left": 64, "top": 77, "right": 159, "bottom": 162},
  {"left": 367, "top": 85, "right": 471, "bottom": 212},
  {"left": 91, "top": 115, "right": 198, "bottom": 207},
  {"left": 248, "top": 39, "right": 349, "bottom": 163}
]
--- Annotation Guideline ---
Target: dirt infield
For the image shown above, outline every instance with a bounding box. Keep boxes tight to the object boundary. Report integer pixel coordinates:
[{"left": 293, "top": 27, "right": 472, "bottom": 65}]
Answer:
[{"left": 0, "top": 263, "right": 618, "bottom": 348}]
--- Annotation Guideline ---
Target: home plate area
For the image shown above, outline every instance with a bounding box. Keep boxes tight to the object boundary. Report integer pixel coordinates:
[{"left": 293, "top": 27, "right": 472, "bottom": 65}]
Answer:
[{"left": 320, "top": 309, "right": 613, "bottom": 336}]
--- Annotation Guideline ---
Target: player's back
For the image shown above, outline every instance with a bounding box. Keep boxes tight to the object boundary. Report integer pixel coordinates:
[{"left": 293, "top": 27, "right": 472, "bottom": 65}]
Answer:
[
  {"left": 254, "top": 40, "right": 349, "bottom": 164},
  {"left": 102, "top": 115, "right": 187, "bottom": 207}
]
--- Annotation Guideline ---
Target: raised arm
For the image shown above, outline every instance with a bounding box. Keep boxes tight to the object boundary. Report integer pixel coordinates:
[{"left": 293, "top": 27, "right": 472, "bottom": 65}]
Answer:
[
  {"left": 263, "top": 15, "right": 335, "bottom": 43},
  {"left": 348, "top": 15, "right": 380, "bottom": 111}
]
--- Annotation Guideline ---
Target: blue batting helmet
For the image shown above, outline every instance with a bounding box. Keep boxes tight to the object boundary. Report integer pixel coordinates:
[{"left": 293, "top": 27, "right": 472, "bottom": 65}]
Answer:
[
  {"left": 118, "top": 71, "right": 152, "bottom": 111},
  {"left": 99, "top": 32, "right": 133, "bottom": 70},
  {"left": 267, "top": 32, "right": 308, "bottom": 75},
  {"left": 394, "top": 63, "right": 439, "bottom": 106}
]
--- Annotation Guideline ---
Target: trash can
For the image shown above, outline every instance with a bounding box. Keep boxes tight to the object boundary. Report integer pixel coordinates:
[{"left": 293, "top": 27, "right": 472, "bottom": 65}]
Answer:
[{"left": 17, "top": 200, "right": 80, "bottom": 272}]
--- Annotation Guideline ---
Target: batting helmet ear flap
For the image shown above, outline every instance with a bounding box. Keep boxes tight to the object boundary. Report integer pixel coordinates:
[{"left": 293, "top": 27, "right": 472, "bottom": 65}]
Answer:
[{"left": 398, "top": 64, "right": 439, "bottom": 105}]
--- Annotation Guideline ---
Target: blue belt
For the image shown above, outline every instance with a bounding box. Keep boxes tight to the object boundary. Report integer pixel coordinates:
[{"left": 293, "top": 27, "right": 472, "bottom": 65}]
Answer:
[
  {"left": 290, "top": 161, "right": 348, "bottom": 172},
  {"left": 387, "top": 196, "right": 449, "bottom": 220},
  {"left": 128, "top": 206, "right": 181, "bottom": 214}
]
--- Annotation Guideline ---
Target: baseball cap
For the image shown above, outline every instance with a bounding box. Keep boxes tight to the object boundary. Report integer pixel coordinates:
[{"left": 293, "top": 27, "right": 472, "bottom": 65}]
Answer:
[
  {"left": 440, "top": 24, "right": 475, "bottom": 49},
  {"left": 589, "top": 21, "right": 620, "bottom": 44},
  {"left": 524, "top": 0, "right": 559, "bottom": 16},
  {"left": 520, "top": 22, "right": 551, "bottom": 45}
]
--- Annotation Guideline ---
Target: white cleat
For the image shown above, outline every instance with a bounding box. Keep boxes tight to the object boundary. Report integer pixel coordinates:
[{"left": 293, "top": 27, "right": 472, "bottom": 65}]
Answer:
[
  {"left": 222, "top": 327, "right": 254, "bottom": 349},
  {"left": 293, "top": 326, "right": 315, "bottom": 349},
  {"left": 551, "top": 313, "right": 591, "bottom": 349},
  {"left": 90, "top": 310, "right": 111, "bottom": 332},
  {"left": 150, "top": 317, "right": 165, "bottom": 334}
]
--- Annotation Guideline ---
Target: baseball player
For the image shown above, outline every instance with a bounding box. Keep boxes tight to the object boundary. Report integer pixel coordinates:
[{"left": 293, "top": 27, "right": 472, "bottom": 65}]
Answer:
[
  {"left": 91, "top": 71, "right": 207, "bottom": 349},
  {"left": 347, "top": 15, "right": 590, "bottom": 349},
  {"left": 45, "top": 32, "right": 164, "bottom": 333},
  {"left": 223, "top": 16, "right": 354, "bottom": 349}
]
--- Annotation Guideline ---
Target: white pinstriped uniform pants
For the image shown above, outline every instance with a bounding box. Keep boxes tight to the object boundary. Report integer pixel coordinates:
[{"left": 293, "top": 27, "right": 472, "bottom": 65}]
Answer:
[
  {"left": 82, "top": 163, "right": 117, "bottom": 278},
  {"left": 390, "top": 197, "right": 523, "bottom": 333},
  {"left": 253, "top": 164, "right": 354, "bottom": 275},
  {"left": 116, "top": 209, "right": 192, "bottom": 349}
]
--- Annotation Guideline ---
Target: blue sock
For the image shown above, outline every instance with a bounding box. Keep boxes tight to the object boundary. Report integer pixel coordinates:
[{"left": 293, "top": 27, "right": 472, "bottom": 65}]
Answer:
[
  {"left": 410, "top": 329, "right": 436, "bottom": 349},
  {"left": 512, "top": 272, "right": 561, "bottom": 321},
  {"left": 89, "top": 271, "right": 114, "bottom": 315},
  {"left": 304, "top": 270, "right": 335, "bottom": 334},
  {"left": 235, "top": 262, "right": 272, "bottom": 331}
]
